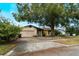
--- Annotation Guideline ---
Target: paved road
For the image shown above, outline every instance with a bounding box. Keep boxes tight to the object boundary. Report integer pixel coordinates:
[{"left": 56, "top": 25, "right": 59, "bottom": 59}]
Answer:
[{"left": 8, "top": 37, "right": 79, "bottom": 56}]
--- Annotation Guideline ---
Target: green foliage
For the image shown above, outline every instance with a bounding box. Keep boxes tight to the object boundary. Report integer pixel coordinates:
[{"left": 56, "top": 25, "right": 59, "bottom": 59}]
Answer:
[
  {"left": 13, "top": 3, "right": 65, "bottom": 36},
  {"left": 66, "top": 26, "right": 75, "bottom": 36},
  {"left": 0, "top": 17, "right": 21, "bottom": 42},
  {"left": 13, "top": 4, "right": 64, "bottom": 26},
  {"left": 55, "top": 30, "right": 62, "bottom": 36},
  {"left": 13, "top": 3, "right": 79, "bottom": 36}
]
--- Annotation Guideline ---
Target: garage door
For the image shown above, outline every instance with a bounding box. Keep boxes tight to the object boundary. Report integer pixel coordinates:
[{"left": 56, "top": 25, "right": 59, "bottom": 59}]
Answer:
[{"left": 21, "top": 28, "right": 37, "bottom": 37}]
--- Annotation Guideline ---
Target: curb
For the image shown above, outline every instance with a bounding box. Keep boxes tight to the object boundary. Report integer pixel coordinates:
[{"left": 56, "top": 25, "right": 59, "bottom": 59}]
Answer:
[{"left": 4, "top": 48, "right": 16, "bottom": 56}]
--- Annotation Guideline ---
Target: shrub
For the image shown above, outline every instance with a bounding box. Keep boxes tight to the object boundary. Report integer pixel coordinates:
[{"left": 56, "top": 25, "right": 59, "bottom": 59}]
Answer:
[
  {"left": 0, "top": 17, "right": 21, "bottom": 42},
  {"left": 55, "top": 29, "right": 62, "bottom": 36}
]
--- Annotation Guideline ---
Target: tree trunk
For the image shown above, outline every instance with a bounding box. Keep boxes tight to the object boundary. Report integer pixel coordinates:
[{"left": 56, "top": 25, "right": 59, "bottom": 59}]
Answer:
[
  {"left": 51, "top": 28, "right": 55, "bottom": 37},
  {"left": 50, "top": 17, "right": 55, "bottom": 37},
  {"left": 70, "top": 33, "right": 73, "bottom": 36},
  {"left": 51, "top": 24, "right": 55, "bottom": 37}
]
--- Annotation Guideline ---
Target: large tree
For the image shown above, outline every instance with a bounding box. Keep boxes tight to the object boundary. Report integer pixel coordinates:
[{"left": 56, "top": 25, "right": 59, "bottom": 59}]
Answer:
[
  {"left": 13, "top": 3, "right": 65, "bottom": 36},
  {"left": 64, "top": 3, "right": 79, "bottom": 35}
]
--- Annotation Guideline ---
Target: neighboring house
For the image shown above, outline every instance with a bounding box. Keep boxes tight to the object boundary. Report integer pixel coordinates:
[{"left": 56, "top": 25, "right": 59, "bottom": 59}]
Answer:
[{"left": 20, "top": 25, "right": 51, "bottom": 37}]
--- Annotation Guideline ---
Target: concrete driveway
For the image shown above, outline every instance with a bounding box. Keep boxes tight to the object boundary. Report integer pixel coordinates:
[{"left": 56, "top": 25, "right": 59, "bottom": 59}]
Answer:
[
  {"left": 23, "top": 45, "right": 79, "bottom": 56},
  {"left": 6, "top": 37, "right": 67, "bottom": 56},
  {"left": 6, "top": 37, "right": 79, "bottom": 56}
]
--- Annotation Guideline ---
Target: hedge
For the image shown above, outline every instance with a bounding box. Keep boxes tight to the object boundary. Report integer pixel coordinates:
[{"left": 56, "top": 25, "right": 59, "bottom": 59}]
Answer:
[{"left": 0, "top": 17, "right": 21, "bottom": 43}]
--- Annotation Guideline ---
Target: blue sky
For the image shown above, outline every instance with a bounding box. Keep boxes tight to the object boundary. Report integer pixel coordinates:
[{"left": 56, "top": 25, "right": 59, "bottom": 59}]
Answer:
[{"left": 0, "top": 3, "right": 38, "bottom": 27}]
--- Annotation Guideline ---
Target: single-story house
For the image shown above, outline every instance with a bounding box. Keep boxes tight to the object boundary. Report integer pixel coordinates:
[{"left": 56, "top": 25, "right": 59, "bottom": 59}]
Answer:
[{"left": 20, "top": 25, "right": 51, "bottom": 37}]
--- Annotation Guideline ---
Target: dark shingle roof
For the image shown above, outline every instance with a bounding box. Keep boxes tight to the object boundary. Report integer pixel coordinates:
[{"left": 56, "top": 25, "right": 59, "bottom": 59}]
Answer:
[{"left": 24, "top": 25, "right": 51, "bottom": 30}]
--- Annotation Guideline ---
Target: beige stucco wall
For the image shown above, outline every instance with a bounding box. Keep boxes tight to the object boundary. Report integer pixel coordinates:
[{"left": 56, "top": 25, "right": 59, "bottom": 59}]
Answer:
[
  {"left": 43, "top": 30, "right": 49, "bottom": 36},
  {"left": 21, "top": 27, "right": 37, "bottom": 37}
]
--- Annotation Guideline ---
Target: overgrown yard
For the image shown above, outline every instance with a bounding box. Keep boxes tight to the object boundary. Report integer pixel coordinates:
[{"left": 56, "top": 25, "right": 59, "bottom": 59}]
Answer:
[
  {"left": 0, "top": 43, "right": 16, "bottom": 55},
  {"left": 54, "top": 36, "right": 79, "bottom": 45}
]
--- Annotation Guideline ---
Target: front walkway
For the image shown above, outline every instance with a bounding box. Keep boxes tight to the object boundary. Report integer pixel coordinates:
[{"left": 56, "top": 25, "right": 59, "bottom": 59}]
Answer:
[{"left": 7, "top": 37, "right": 67, "bottom": 56}]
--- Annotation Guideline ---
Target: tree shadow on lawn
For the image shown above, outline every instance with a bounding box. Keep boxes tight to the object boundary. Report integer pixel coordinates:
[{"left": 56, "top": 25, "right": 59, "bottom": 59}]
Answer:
[{"left": 0, "top": 39, "right": 21, "bottom": 55}]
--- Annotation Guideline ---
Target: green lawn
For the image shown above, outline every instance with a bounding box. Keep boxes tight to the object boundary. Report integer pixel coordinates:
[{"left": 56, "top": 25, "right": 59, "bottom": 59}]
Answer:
[
  {"left": 63, "top": 40, "right": 79, "bottom": 45},
  {"left": 55, "top": 36, "right": 79, "bottom": 45},
  {"left": 0, "top": 43, "right": 16, "bottom": 55},
  {"left": 56, "top": 40, "right": 79, "bottom": 45}
]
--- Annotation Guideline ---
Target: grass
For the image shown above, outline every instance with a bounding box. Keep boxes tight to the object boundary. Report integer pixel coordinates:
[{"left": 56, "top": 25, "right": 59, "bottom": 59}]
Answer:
[
  {"left": 54, "top": 36, "right": 79, "bottom": 45},
  {"left": 63, "top": 40, "right": 79, "bottom": 45},
  {"left": 55, "top": 39, "right": 79, "bottom": 45},
  {"left": 0, "top": 43, "right": 16, "bottom": 55}
]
